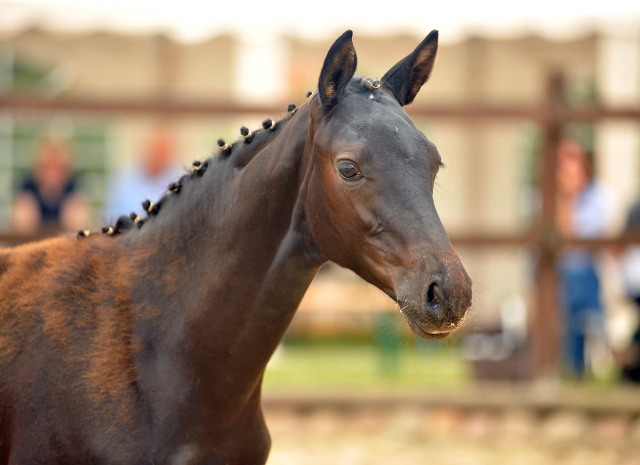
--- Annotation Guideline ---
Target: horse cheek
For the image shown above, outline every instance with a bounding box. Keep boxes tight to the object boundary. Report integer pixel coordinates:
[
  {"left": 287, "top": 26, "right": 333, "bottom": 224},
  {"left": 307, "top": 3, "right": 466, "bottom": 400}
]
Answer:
[{"left": 305, "top": 173, "right": 354, "bottom": 266}]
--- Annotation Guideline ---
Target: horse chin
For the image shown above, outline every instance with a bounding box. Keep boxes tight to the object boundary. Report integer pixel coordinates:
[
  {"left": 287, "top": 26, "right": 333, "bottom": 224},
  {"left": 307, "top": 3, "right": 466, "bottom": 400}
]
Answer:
[{"left": 399, "top": 306, "right": 458, "bottom": 340}]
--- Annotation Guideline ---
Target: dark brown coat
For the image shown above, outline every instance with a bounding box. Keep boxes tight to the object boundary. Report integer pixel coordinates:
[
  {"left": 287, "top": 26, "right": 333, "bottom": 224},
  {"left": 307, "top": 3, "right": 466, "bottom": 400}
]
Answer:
[{"left": 0, "top": 30, "right": 471, "bottom": 464}]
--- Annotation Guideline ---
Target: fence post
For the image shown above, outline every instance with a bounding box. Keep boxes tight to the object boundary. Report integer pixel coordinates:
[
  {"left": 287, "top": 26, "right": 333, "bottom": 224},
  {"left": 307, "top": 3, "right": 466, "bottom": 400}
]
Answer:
[{"left": 531, "top": 72, "right": 565, "bottom": 377}]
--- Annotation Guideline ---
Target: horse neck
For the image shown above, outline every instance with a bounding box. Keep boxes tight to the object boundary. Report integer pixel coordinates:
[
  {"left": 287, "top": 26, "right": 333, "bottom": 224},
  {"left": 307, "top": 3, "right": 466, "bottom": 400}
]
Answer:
[{"left": 126, "top": 104, "right": 321, "bottom": 403}]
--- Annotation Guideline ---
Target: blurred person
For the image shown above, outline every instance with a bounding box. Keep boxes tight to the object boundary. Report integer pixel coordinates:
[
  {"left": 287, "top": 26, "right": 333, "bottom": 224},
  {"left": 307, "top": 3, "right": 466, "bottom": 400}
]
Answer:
[
  {"left": 555, "top": 139, "right": 610, "bottom": 378},
  {"left": 12, "top": 138, "right": 89, "bottom": 236},
  {"left": 104, "top": 127, "right": 182, "bottom": 220}
]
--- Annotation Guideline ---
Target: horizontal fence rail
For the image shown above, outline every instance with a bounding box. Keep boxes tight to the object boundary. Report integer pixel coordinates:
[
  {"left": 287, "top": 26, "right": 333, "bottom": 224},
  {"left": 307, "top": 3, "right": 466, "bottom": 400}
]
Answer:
[
  {"left": 2, "top": 95, "right": 640, "bottom": 121},
  {"left": 2, "top": 77, "right": 640, "bottom": 377}
]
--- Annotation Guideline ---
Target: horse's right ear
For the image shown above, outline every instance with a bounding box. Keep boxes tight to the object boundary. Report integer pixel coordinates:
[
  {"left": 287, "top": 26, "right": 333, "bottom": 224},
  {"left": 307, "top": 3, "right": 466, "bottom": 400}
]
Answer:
[{"left": 317, "top": 30, "right": 357, "bottom": 111}]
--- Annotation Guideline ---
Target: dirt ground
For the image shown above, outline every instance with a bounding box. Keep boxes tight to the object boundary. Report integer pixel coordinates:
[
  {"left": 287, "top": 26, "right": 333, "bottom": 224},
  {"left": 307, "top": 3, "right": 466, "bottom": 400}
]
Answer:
[{"left": 264, "top": 405, "right": 640, "bottom": 465}]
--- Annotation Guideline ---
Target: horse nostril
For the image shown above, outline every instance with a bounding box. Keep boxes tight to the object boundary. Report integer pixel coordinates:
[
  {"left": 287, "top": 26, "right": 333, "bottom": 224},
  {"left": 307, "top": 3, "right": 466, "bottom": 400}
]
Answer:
[
  {"left": 425, "top": 282, "right": 443, "bottom": 322},
  {"left": 426, "top": 282, "right": 439, "bottom": 306}
]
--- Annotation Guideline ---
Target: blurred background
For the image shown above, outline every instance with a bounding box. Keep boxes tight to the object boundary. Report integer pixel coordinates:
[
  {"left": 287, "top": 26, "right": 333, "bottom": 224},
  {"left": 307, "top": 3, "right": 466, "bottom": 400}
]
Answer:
[{"left": 3, "top": 1, "right": 640, "bottom": 463}]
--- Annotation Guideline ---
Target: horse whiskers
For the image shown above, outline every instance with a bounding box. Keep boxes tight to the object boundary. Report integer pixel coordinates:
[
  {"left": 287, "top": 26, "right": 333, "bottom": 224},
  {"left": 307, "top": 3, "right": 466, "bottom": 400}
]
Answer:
[{"left": 397, "top": 299, "right": 412, "bottom": 314}]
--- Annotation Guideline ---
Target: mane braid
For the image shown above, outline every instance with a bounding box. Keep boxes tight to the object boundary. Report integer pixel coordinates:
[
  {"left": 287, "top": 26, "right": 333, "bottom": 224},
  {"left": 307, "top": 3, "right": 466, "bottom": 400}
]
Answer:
[{"left": 97, "top": 102, "right": 304, "bottom": 239}]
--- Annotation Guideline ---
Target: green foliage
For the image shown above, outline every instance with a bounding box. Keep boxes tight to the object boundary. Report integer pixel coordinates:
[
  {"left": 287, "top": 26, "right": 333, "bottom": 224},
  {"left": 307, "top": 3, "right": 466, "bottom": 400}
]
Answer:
[
  {"left": 263, "top": 343, "right": 471, "bottom": 393},
  {"left": 13, "top": 60, "right": 48, "bottom": 87}
]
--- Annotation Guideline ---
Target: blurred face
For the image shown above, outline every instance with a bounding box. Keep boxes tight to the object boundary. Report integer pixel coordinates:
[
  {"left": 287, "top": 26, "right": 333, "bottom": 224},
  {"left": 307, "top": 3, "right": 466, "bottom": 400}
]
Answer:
[
  {"left": 557, "top": 140, "right": 590, "bottom": 196},
  {"left": 146, "top": 131, "right": 174, "bottom": 177},
  {"left": 35, "top": 142, "right": 71, "bottom": 192}
]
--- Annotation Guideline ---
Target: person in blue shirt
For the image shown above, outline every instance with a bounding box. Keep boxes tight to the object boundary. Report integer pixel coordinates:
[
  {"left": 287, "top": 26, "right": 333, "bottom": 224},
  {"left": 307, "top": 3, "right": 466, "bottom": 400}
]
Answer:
[
  {"left": 555, "top": 139, "right": 610, "bottom": 378},
  {"left": 103, "top": 127, "right": 182, "bottom": 221}
]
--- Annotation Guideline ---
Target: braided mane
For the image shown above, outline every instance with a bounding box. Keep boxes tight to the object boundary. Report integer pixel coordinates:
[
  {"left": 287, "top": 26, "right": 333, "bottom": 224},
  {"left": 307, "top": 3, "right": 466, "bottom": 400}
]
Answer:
[{"left": 80, "top": 102, "right": 304, "bottom": 239}]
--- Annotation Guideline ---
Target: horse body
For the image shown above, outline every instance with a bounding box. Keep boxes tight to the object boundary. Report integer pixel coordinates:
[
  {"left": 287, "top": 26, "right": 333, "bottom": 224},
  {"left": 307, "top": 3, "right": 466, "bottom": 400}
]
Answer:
[
  {"left": 1, "top": 108, "right": 312, "bottom": 464},
  {"left": 0, "top": 30, "right": 472, "bottom": 464},
  {"left": 0, "top": 237, "right": 142, "bottom": 463}
]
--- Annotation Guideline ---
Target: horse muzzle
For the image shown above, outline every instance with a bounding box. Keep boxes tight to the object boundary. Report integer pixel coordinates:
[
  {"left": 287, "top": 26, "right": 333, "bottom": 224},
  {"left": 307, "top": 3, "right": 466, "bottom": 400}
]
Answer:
[{"left": 396, "top": 259, "right": 472, "bottom": 340}]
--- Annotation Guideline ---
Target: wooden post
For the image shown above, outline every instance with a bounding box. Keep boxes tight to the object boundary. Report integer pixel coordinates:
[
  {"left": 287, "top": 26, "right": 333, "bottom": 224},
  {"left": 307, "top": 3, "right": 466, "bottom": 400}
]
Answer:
[{"left": 530, "top": 72, "right": 565, "bottom": 377}]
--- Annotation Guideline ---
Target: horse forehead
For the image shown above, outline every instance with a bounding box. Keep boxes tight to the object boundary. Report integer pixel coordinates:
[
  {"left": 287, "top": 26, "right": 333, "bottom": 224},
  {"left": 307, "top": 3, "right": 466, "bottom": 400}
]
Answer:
[
  {"left": 320, "top": 88, "right": 434, "bottom": 159},
  {"left": 341, "top": 90, "right": 409, "bottom": 126},
  {"left": 334, "top": 112, "right": 431, "bottom": 159}
]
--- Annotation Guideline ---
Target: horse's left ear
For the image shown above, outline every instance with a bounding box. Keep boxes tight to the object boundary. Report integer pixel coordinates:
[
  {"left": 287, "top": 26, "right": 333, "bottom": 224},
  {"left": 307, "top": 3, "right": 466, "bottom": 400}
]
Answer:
[
  {"left": 381, "top": 30, "right": 438, "bottom": 106},
  {"left": 318, "top": 30, "right": 358, "bottom": 111}
]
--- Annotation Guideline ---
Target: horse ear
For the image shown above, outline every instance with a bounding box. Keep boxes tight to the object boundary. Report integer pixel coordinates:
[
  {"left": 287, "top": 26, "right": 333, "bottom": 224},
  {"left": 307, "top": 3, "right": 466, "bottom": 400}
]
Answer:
[
  {"left": 317, "top": 30, "right": 357, "bottom": 110},
  {"left": 381, "top": 30, "right": 438, "bottom": 106}
]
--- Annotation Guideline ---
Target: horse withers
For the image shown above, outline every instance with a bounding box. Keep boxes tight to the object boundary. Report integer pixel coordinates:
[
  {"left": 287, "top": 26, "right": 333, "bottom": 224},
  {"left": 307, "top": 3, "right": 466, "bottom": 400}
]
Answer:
[{"left": 0, "top": 30, "right": 471, "bottom": 464}]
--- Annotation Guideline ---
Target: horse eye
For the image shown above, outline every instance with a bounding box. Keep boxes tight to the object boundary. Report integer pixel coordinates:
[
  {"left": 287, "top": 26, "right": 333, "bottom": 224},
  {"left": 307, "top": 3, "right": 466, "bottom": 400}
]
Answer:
[{"left": 338, "top": 162, "right": 361, "bottom": 179}]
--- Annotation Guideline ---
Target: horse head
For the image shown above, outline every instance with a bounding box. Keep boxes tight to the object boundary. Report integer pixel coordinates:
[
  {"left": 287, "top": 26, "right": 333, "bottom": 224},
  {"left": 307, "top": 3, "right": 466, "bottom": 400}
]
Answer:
[{"left": 303, "top": 30, "right": 472, "bottom": 339}]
